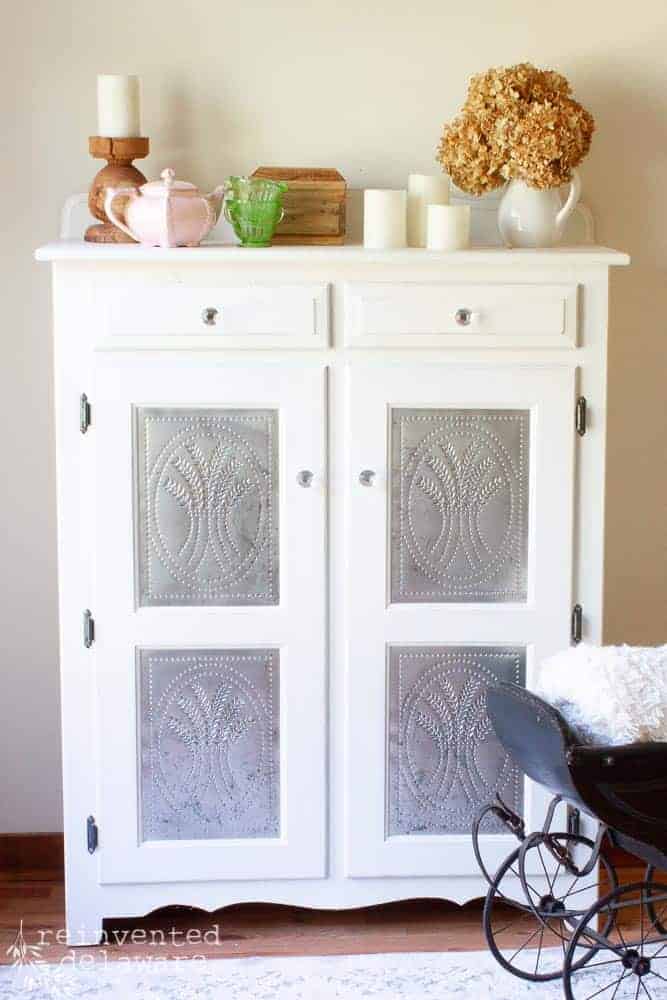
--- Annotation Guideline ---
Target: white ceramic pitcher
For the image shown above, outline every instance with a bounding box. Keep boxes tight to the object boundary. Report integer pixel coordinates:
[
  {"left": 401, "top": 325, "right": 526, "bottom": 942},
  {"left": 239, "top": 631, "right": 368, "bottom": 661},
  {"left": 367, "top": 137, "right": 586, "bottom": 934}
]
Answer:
[{"left": 497, "top": 169, "right": 581, "bottom": 248}]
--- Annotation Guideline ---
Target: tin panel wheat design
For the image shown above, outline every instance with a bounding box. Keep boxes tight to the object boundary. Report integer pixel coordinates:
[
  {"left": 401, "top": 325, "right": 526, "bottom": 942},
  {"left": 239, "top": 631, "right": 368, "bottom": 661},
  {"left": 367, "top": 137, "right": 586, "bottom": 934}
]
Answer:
[
  {"left": 387, "top": 645, "right": 525, "bottom": 836},
  {"left": 139, "top": 648, "right": 280, "bottom": 841},
  {"left": 390, "top": 409, "right": 529, "bottom": 603},
  {"left": 136, "top": 408, "right": 278, "bottom": 606}
]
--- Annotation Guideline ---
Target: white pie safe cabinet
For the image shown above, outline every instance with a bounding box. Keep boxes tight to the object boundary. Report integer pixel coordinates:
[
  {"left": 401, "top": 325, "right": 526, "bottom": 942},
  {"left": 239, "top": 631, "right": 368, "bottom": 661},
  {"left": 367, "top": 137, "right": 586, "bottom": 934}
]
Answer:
[{"left": 37, "top": 239, "right": 628, "bottom": 943}]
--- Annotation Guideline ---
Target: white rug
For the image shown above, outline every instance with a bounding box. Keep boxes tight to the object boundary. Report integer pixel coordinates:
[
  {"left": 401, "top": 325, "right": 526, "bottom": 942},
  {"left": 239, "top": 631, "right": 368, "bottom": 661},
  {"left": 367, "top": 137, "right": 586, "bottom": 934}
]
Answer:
[{"left": 0, "top": 948, "right": 642, "bottom": 1000}]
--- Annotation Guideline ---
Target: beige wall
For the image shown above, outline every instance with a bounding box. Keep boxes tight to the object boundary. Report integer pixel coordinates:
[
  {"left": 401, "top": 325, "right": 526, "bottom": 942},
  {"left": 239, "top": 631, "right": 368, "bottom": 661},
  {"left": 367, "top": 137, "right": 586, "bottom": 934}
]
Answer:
[{"left": 2, "top": 0, "right": 665, "bottom": 832}]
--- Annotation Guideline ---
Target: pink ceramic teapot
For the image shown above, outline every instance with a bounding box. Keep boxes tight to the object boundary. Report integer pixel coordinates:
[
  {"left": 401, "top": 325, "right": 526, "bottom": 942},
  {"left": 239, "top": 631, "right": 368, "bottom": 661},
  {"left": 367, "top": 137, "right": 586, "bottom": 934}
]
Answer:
[{"left": 104, "top": 168, "right": 225, "bottom": 247}]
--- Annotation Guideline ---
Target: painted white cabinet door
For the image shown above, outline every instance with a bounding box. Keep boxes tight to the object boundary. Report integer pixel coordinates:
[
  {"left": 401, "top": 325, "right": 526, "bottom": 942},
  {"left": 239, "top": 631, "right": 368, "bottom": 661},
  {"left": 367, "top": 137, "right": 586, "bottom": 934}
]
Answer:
[
  {"left": 93, "top": 358, "right": 327, "bottom": 884},
  {"left": 345, "top": 363, "right": 575, "bottom": 878}
]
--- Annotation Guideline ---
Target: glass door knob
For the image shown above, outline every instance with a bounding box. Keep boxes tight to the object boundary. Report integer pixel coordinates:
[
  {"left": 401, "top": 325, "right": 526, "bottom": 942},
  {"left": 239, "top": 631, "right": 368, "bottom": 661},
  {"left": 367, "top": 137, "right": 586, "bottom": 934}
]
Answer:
[
  {"left": 202, "top": 307, "right": 219, "bottom": 326},
  {"left": 359, "top": 469, "right": 376, "bottom": 487},
  {"left": 297, "top": 470, "right": 314, "bottom": 488}
]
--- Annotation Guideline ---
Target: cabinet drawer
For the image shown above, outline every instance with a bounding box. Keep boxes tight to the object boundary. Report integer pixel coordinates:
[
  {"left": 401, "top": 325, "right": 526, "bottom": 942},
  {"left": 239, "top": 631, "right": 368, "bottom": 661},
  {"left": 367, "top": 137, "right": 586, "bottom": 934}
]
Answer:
[
  {"left": 101, "top": 283, "right": 330, "bottom": 347},
  {"left": 345, "top": 282, "right": 578, "bottom": 348}
]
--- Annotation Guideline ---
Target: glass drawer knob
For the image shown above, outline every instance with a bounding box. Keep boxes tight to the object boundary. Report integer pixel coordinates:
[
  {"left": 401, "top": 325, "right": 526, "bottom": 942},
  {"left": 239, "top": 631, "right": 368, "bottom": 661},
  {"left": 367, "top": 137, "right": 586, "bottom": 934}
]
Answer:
[
  {"left": 202, "top": 307, "right": 219, "bottom": 326},
  {"left": 359, "top": 469, "right": 376, "bottom": 487},
  {"left": 455, "top": 308, "right": 472, "bottom": 326},
  {"left": 297, "top": 470, "right": 314, "bottom": 488}
]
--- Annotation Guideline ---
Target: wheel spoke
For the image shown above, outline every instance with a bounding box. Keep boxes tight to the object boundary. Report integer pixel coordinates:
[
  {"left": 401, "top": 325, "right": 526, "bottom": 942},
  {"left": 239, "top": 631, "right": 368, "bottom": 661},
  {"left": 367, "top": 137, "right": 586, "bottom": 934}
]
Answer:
[
  {"left": 582, "top": 972, "right": 632, "bottom": 1000},
  {"left": 564, "top": 881, "right": 606, "bottom": 899},
  {"left": 493, "top": 912, "right": 529, "bottom": 936},
  {"left": 647, "top": 939, "right": 667, "bottom": 961},
  {"left": 561, "top": 852, "right": 602, "bottom": 899},
  {"left": 534, "top": 925, "right": 545, "bottom": 975},
  {"left": 562, "top": 872, "right": 582, "bottom": 898},
  {"left": 509, "top": 864, "right": 542, "bottom": 899},
  {"left": 640, "top": 887, "right": 645, "bottom": 956},
  {"left": 610, "top": 971, "right": 629, "bottom": 1000},
  {"left": 615, "top": 917, "right": 630, "bottom": 952},
  {"left": 537, "top": 844, "right": 554, "bottom": 892},
  {"left": 508, "top": 923, "right": 542, "bottom": 963},
  {"left": 551, "top": 855, "right": 563, "bottom": 891},
  {"left": 634, "top": 979, "right": 641, "bottom": 1000},
  {"left": 639, "top": 980, "right": 653, "bottom": 999}
]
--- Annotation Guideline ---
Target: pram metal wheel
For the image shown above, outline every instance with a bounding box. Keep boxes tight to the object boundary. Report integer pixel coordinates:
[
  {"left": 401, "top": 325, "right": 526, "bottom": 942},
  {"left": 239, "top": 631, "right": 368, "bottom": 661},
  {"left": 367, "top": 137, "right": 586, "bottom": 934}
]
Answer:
[
  {"left": 563, "top": 879, "right": 667, "bottom": 1000},
  {"left": 481, "top": 683, "right": 667, "bottom": 991},
  {"left": 518, "top": 831, "right": 618, "bottom": 941},
  {"left": 483, "top": 832, "right": 617, "bottom": 982}
]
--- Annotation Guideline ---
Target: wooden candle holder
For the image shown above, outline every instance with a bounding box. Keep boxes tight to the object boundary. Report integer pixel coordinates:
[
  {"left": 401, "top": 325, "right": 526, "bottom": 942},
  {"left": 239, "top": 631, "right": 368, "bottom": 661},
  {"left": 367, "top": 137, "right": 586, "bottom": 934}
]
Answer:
[{"left": 85, "top": 136, "right": 149, "bottom": 243}]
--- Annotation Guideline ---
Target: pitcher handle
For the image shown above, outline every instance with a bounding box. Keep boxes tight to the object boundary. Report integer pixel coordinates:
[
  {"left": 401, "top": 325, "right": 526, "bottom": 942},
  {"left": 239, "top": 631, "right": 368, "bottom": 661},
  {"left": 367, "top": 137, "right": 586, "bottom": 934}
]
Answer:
[
  {"left": 556, "top": 169, "right": 581, "bottom": 232},
  {"left": 222, "top": 199, "right": 285, "bottom": 226},
  {"left": 104, "top": 188, "right": 139, "bottom": 241}
]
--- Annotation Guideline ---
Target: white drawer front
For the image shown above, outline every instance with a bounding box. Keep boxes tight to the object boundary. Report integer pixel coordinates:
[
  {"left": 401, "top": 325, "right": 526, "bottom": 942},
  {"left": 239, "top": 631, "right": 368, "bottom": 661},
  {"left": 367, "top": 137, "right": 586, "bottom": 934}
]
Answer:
[
  {"left": 345, "top": 282, "right": 578, "bottom": 348},
  {"left": 101, "top": 283, "right": 330, "bottom": 347}
]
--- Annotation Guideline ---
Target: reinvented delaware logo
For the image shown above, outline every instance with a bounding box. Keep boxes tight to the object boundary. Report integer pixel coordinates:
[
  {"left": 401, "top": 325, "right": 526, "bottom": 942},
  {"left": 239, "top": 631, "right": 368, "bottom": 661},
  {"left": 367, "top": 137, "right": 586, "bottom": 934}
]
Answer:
[
  {"left": 6, "top": 920, "right": 43, "bottom": 969},
  {"left": 4, "top": 921, "right": 77, "bottom": 999}
]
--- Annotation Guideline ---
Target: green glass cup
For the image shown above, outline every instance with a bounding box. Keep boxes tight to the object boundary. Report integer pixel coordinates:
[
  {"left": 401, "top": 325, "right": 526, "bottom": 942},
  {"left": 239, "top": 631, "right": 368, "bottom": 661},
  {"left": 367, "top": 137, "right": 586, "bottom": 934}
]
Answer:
[{"left": 224, "top": 177, "right": 289, "bottom": 247}]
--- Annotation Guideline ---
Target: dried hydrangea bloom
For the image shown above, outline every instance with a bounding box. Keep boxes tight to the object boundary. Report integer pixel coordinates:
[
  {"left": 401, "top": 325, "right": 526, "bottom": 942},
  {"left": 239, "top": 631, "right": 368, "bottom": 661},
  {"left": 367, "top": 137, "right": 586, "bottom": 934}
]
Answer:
[
  {"left": 464, "top": 63, "right": 570, "bottom": 116},
  {"left": 529, "top": 69, "right": 572, "bottom": 103},
  {"left": 436, "top": 112, "right": 505, "bottom": 196},
  {"left": 506, "top": 97, "right": 595, "bottom": 188},
  {"left": 487, "top": 112, "right": 518, "bottom": 165},
  {"left": 464, "top": 63, "right": 533, "bottom": 115},
  {"left": 435, "top": 62, "right": 595, "bottom": 194}
]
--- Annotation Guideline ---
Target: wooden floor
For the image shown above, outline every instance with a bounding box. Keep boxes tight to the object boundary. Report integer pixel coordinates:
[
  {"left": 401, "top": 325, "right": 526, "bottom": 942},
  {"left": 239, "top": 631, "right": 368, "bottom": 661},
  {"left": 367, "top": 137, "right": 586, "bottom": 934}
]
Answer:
[
  {"left": 0, "top": 837, "right": 649, "bottom": 967},
  {"left": 0, "top": 870, "right": 488, "bottom": 965}
]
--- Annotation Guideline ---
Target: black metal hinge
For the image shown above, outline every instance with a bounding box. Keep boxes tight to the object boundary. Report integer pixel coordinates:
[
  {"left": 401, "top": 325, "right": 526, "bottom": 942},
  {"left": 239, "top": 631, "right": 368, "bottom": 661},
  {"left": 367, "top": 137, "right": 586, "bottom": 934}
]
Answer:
[
  {"left": 575, "top": 396, "right": 587, "bottom": 436},
  {"left": 86, "top": 815, "right": 99, "bottom": 854},
  {"left": 80, "top": 393, "right": 91, "bottom": 434},
  {"left": 83, "top": 609, "right": 95, "bottom": 648},
  {"left": 571, "top": 603, "right": 583, "bottom": 644}
]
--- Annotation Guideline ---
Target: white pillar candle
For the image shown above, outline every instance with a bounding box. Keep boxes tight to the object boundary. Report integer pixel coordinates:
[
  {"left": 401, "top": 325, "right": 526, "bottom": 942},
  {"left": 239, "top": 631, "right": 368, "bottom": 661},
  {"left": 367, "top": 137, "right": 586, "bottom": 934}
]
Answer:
[
  {"left": 407, "top": 174, "right": 450, "bottom": 247},
  {"left": 97, "top": 75, "right": 141, "bottom": 138},
  {"left": 426, "top": 204, "right": 471, "bottom": 251},
  {"left": 363, "top": 189, "right": 407, "bottom": 249}
]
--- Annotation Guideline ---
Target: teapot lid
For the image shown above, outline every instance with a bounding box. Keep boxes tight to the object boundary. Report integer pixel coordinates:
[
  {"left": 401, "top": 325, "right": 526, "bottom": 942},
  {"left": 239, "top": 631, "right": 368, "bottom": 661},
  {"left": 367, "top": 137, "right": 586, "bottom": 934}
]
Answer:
[{"left": 140, "top": 168, "right": 199, "bottom": 196}]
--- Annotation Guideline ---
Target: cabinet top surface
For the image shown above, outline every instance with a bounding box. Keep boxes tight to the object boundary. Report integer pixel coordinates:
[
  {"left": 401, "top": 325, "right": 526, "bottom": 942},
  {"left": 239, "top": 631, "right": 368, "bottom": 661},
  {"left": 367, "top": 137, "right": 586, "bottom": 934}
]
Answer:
[{"left": 35, "top": 240, "right": 630, "bottom": 266}]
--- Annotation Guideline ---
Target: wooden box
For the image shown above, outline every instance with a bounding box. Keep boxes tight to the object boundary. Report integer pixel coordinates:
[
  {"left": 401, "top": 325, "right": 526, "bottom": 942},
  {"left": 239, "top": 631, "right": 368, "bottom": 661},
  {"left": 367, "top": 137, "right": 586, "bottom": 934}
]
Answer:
[{"left": 251, "top": 167, "right": 346, "bottom": 245}]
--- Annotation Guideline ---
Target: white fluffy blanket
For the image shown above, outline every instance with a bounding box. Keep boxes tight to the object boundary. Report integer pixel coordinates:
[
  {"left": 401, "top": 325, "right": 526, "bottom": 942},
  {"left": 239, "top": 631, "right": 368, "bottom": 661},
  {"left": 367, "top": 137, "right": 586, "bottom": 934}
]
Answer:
[{"left": 536, "top": 643, "right": 667, "bottom": 746}]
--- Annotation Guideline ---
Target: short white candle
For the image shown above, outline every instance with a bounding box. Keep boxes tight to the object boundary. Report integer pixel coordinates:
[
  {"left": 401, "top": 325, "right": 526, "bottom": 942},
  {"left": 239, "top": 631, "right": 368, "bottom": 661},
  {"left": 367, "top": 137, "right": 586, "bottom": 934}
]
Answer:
[
  {"left": 426, "top": 204, "right": 471, "bottom": 251},
  {"left": 97, "top": 75, "right": 141, "bottom": 138},
  {"left": 407, "top": 174, "right": 450, "bottom": 247},
  {"left": 363, "top": 189, "right": 407, "bottom": 249}
]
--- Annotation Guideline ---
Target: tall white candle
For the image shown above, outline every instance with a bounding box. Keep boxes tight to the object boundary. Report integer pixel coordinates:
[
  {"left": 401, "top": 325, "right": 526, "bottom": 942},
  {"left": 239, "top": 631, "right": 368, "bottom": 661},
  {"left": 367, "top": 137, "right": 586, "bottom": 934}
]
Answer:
[
  {"left": 426, "top": 204, "right": 471, "bottom": 251},
  {"left": 363, "top": 189, "right": 407, "bottom": 249},
  {"left": 97, "top": 75, "right": 141, "bottom": 138},
  {"left": 407, "top": 174, "right": 450, "bottom": 247}
]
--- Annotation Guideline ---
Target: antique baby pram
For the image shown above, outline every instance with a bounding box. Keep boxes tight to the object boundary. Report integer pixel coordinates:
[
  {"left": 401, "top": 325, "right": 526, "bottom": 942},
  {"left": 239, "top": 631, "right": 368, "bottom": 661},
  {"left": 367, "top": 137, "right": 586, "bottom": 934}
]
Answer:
[{"left": 473, "top": 682, "right": 667, "bottom": 999}]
